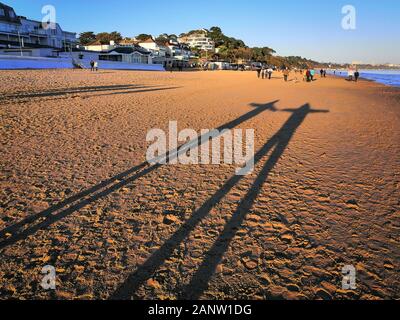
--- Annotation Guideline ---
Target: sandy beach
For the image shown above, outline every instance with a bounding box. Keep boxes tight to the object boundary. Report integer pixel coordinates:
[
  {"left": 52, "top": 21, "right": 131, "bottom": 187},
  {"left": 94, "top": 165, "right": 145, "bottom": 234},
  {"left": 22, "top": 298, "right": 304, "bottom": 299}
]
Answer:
[{"left": 0, "top": 69, "right": 399, "bottom": 300}]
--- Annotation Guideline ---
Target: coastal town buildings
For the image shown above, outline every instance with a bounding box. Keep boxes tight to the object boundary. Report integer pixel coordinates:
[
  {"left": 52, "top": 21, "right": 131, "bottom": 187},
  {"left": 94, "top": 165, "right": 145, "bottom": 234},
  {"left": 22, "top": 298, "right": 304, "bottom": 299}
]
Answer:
[
  {"left": 0, "top": 2, "right": 77, "bottom": 53},
  {"left": 118, "top": 38, "right": 139, "bottom": 47},
  {"left": 178, "top": 30, "right": 215, "bottom": 52},
  {"left": 0, "top": 1, "right": 203, "bottom": 69},
  {"left": 98, "top": 46, "right": 151, "bottom": 64},
  {"left": 165, "top": 40, "right": 192, "bottom": 60},
  {"left": 81, "top": 36, "right": 198, "bottom": 68},
  {"left": 83, "top": 40, "right": 117, "bottom": 52},
  {"left": 138, "top": 37, "right": 169, "bottom": 65},
  {"left": 81, "top": 38, "right": 154, "bottom": 65}
]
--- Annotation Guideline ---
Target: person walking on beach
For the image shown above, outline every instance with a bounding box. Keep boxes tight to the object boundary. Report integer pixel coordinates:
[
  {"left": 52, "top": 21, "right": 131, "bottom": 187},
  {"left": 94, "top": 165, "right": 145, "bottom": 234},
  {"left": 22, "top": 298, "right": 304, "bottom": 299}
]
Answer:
[
  {"left": 256, "top": 66, "right": 262, "bottom": 78},
  {"left": 348, "top": 69, "right": 354, "bottom": 81},
  {"left": 310, "top": 69, "right": 315, "bottom": 81},
  {"left": 90, "top": 60, "right": 95, "bottom": 72},
  {"left": 354, "top": 70, "right": 360, "bottom": 82},
  {"left": 267, "top": 67, "right": 273, "bottom": 79},
  {"left": 283, "top": 68, "right": 290, "bottom": 82},
  {"left": 305, "top": 69, "right": 311, "bottom": 82},
  {"left": 261, "top": 67, "right": 266, "bottom": 79},
  {"left": 323, "top": 70, "right": 327, "bottom": 77},
  {"left": 94, "top": 61, "right": 98, "bottom": 72},
  {"left": 320, "top": 69, "right": 324, "bottom": 77}
]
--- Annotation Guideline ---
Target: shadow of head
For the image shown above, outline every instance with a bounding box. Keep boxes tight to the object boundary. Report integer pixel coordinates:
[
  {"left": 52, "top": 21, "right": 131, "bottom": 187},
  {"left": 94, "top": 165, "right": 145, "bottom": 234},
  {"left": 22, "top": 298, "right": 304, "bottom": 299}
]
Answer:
[
  {"left": 249, "top": 100, "right": 279, "bottom": 112},
  {"left": 281, "top": 104, "right": 330, "bottom": 115},
  {"left": 249, "top": 102, "right": 329, "bottom": 117}
]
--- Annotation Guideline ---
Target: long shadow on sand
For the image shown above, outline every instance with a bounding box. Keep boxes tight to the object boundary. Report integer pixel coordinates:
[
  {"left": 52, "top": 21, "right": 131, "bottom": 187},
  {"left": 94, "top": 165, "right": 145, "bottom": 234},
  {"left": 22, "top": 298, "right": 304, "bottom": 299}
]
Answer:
[
  {"left": 0, "top": 84, "right": 180, "bottom": 102},
  {"left": 110, "top": 104, "right": 329, "bottom": 299},
  {"left": 0, "top": 100, "right": 279, "bottom": 250},
  {"left": 84, "top": 86, "right": 181, "bottom": 98}
]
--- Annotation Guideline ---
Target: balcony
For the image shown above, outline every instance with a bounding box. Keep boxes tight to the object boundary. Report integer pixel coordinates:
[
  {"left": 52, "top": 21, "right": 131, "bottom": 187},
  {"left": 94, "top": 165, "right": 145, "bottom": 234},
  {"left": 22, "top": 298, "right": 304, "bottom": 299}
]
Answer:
[
  {"left": 0, "top": 25, "right": 41, "bottom": 38},
  {"left": 0, "top": 24, "right": 20, "bottom": 35},
  {"left": 28, "top": 31, "right": 48, "bottom": 38},
  {"left": 29, "top": 29, "right": 48, "bottom": 36}
]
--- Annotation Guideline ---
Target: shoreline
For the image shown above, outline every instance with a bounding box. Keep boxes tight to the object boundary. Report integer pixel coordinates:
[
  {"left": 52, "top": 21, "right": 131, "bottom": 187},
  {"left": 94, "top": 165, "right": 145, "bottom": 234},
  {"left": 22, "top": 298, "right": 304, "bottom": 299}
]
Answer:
[{"left": 327, "top": 69, "right": 400, "bottom": 88}]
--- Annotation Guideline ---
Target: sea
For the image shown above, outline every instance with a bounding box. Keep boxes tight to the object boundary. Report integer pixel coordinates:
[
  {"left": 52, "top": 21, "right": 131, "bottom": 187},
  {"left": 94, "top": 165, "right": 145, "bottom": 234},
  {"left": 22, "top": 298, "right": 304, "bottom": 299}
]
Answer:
[{"left": 327, "top": 69, "right": 400, "bottom": 87}]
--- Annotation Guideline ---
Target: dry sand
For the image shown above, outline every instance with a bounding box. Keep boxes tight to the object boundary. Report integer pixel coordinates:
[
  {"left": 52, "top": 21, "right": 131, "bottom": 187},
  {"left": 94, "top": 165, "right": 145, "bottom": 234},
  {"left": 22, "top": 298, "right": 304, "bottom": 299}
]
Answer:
[{"left": 0, "top": 69, "right": 399, "bottom": 300}]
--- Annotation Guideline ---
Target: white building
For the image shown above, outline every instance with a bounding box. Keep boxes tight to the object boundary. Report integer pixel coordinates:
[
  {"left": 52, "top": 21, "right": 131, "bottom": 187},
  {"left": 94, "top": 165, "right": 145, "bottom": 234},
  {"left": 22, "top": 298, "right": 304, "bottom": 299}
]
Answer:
[
  {"left": 178, "top": 30, "right": 215, "bottom": 52},
  {"left": 0, "top": 2, "right": 77, "bottom": 51},
  {"left": 83, "top": 40, "right": 117, "bottom": 52},
  {"left": 138, "top": 37, "right": 168, "bottom": 57},
  {"left": 138, "top": 37, "right": 169, "bottom": 65},
  {"left": 165, "top": 40, "right": 193, "bottom": 60},
  {"left": 98, "top": 46, "right": 152, "bottom": 65}
]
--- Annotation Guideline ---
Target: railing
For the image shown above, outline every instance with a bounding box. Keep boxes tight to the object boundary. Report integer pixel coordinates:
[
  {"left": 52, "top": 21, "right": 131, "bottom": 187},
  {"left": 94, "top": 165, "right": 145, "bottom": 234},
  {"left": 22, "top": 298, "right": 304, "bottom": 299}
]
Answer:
[
  {"left": 29, "top": 29, "right": 48, "bottom": 36},
  {"left": 0, "top": 25, "right": 20, "bottom": 34},
  {"left": 0, "top": 26, "right": 76, "bottom": 44},
  {"left": 0, "top": 25, "right": 46, "bottom": 36}
]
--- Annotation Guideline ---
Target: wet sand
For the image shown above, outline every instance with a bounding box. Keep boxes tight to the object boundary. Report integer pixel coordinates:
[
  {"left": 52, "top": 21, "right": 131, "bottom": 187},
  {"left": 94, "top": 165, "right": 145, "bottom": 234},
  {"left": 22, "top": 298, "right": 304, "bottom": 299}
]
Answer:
[{"left": 0, "top": 69, "right": 399, "bottom": 300}]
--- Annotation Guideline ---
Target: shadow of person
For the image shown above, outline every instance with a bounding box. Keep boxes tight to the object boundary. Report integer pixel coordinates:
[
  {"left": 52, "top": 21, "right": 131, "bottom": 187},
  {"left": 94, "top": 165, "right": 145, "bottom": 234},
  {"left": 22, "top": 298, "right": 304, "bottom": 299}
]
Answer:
[
  {"left": 0, "top": 101, "right": 279, "bottom": 250},
  {"left": 1, "top": 85, "right": 182, "bottom": 104},
  {"left": 1, "top": 84, "right": 148, "bottom": 100},
  {"left": 178, "top": 104, "right": 329, "bottom": 299},
  {"left": 111, "top": 104, "right": 329, "bottom": 300}
]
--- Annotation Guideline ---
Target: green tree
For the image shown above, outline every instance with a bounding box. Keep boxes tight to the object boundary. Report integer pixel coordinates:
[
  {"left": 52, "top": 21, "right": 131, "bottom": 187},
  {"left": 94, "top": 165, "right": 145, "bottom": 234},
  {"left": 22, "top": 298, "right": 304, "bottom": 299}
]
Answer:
[
  {"left": 216, "top": 45, "right": 229, "bottom": 61},
  {"left": 136, "top": 34, "right": 153, "bottom": 41},
  {"left": 155, "top": 34, "right": 169, "bottom": 43},
  {"left": 109, "top": 31, "right": 122, "bottom": 43},
  {"left": 168, "top": 34, "right": 178, "bottom": 41},
  {"left": 207, "top": 27, "right": 246, "bottom": 50},
  {"left": 78, "top": 31, "right": 96, "bottom": 45},
  {"left": 208, "top": 26, "right": 225, "bottom": 47},
  {"left": 95, "top": 31, "right": 122, "bottom": 44},
  {"left": 235, "top": 47, "right": 252, "bottom": 62},
  {"left": 251, "top": 47, "right": 276, "bottom": 63}
]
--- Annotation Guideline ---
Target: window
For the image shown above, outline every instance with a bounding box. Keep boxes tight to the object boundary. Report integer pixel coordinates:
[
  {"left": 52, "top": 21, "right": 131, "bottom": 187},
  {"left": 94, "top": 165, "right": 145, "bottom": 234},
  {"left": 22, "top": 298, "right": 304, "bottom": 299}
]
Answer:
[
  {"left": 0, "top": 9, "right": 5, "bottom": 16},
  {"left": 9, "top": 10, "right": 16, "bottom": 18}
]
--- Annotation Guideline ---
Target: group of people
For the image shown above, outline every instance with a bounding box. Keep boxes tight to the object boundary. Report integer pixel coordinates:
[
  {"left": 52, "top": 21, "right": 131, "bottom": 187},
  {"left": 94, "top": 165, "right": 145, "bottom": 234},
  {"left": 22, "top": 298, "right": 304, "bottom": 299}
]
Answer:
[
  {"left": 256, "top": 66, "right": 324, "bottom": 83},
  {"left": 304, "top": 69, "right": 316, "bottom": 82},
  {"left": 282, "top": 68, "right": 315, "bottom": 82},
  {"left": 348, "top": 69, "right": 360, "bottom": 82},
  {"left": 256, "top": 67, "right": 274, "bottom": 80},
  {"left": 283, "top": 68, "right": 324, "bottom": 82},
  {"left": 256, "top": 65, "right": 361, "bottom": 84},
  {"left": 90, "top": 60, "right": 99, "bottom": 72}
]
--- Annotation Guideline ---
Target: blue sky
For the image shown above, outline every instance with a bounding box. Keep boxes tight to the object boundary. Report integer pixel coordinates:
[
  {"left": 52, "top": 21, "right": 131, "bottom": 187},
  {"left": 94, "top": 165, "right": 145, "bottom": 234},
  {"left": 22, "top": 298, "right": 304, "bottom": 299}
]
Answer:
[{"left": 5, "top": 0, "right": 400, "bottom": 64}]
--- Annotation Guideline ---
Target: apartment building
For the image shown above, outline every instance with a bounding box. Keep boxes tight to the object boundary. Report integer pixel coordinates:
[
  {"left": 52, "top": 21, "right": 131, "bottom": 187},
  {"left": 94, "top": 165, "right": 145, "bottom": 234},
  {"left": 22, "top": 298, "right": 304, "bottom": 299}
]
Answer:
[
  {"left": 178, "top": 30, "right": 215, "bottom": 51},
  {"left": 0, "top": 2, "right": 77, "bottom": 50}
]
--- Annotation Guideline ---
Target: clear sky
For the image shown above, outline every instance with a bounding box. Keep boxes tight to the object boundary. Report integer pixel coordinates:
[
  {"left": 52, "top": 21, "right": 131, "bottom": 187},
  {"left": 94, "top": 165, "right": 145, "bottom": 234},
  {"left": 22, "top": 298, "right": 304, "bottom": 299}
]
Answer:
[{"left": 4, "top": 0, "right": 400, "bottom": 64}]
